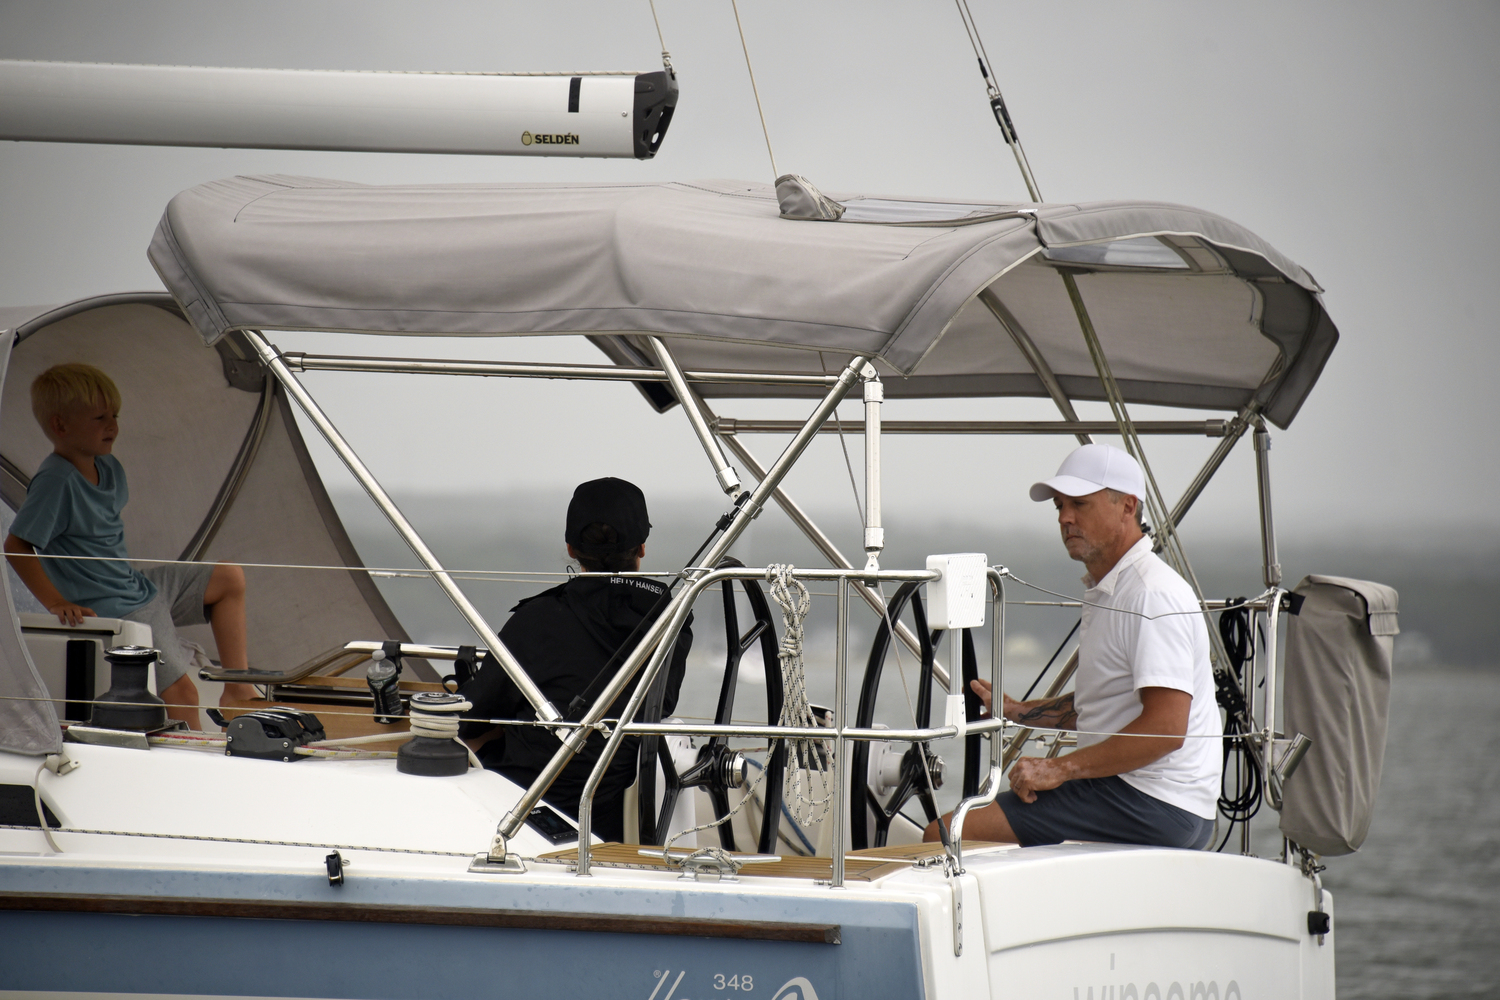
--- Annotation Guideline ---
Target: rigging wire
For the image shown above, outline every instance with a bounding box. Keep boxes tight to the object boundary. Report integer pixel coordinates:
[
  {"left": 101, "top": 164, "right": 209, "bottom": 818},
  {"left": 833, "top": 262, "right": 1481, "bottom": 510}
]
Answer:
[
  {"left": 1020, "top": 618, "right": 1080, "bottom": 701},
  {"left": 647, "top": 0, "right": 673, "bottom": 69},
  {"left": 950, "top": 0, "right": 1041, "bottom": 201},
  {"left": 945, "top": 0, "right": 1264, "bottom": 851},
  {"left": 9, "top": 692, "right": 1252, "bottom": 742},
  {"left": 953, "top": 0, "right": 999, "bottom": 99},
  {"left": 0, "top": 821, "right": 474, "bottom": 858},
  {"left": 946, "top": 3, "right": 1254, "bottom": 778},
  {"left": 1002, "top": 571, "right": 1276, "bottom": 624},
  {"left": 6, "top": 549, "right": 674, "bottom": 582},
  {"left": 833, "top": 416, "right": 865, "bottom": 528},
  {"left": 730, "top": 0, "right": 779, "bottom": 181},
  {"left": 953, "top": 9, "right": 982, "bottom": 71}
]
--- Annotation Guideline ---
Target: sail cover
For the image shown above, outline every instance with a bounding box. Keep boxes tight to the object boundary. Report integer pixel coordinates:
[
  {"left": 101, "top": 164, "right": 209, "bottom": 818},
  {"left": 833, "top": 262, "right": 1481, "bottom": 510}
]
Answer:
[{"left": 149, "top": 176, "right": 1337, "bottom": 428}]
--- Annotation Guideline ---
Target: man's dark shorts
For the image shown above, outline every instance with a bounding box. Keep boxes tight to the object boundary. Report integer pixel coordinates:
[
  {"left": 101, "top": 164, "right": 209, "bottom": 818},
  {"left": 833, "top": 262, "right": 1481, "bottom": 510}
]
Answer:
[{"left": 997, "top": 775, "right": 1214, "bottom": 850}]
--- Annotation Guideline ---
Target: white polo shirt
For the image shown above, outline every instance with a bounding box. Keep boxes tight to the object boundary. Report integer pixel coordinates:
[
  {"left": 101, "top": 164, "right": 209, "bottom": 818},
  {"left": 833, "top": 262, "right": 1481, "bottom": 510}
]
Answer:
[{"left": 1075, "top": 535, "right": 1221, "bottom": 819}]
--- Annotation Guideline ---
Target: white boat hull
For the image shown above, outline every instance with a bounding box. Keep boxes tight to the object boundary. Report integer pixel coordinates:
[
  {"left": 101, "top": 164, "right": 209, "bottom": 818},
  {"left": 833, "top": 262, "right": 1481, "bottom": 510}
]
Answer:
[{"left": 1, "top": 743, "right": 1334, "bottom": 999}]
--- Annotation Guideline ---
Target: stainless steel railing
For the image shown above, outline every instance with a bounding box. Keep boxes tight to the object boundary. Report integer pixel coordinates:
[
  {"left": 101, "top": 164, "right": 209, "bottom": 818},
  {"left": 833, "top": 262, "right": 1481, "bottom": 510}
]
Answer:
[{"left": 569, "top": 564, "right": 1011, "bottom": 884}]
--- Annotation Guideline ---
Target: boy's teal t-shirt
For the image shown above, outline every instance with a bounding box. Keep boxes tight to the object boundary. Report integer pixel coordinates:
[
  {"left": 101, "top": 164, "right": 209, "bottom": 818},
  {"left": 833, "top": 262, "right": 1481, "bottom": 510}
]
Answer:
[{"left": 9, "top": 453, "right": 157, "bottom": 618}]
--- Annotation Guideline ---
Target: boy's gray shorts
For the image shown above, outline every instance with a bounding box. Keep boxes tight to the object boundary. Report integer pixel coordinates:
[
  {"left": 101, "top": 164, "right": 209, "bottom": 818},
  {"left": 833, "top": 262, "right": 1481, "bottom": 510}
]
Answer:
[{"left": 121, "top": 563, "right": 215, "bottom": 690}]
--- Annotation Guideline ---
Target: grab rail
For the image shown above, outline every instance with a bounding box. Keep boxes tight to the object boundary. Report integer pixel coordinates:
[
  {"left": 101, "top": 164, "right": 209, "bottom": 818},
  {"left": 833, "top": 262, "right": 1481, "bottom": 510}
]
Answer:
[
  {"left": 196, "top": 640, "right": 459, "bottom": 685},
  {"left": 567, "top": 564, "right": 965, "bottom": 884},
  {"left": 946, "top": 568, "right": 1008, "bottom": 873}
]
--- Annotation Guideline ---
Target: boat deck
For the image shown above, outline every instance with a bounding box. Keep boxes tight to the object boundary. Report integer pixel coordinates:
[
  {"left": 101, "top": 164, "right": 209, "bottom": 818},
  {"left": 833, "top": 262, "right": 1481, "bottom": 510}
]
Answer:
[{"left": 538, "top": 840, "right": 1008, "bottom": 881}]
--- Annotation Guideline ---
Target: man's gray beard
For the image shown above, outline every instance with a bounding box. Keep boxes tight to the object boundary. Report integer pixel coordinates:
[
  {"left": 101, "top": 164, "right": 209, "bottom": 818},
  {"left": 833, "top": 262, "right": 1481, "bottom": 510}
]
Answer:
[{"left": 1063, "top": 534, "right": 1099, "bottom": 564}]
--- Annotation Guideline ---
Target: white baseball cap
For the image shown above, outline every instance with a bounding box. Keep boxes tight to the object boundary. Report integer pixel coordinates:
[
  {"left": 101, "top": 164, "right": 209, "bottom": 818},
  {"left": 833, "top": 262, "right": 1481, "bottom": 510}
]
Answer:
[{"left": 1030, "top": 444, "right": 1145, "bottom": 502}]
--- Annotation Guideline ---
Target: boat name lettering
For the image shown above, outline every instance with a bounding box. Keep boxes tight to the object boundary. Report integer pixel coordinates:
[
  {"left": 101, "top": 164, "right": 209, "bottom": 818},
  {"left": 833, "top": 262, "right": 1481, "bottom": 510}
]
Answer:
[
  {"left": 521, "top": 131, "right": 580, "bottom": 146},
  {"left": 1073, "top": 981, "right": 1242, "bottom": 1000}
]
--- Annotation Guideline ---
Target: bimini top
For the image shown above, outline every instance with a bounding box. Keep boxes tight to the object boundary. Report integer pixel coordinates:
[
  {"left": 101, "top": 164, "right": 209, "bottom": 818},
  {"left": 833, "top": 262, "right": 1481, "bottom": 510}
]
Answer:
[{"left": 149, "top": 175, "right": 1338, "bottom": 428}]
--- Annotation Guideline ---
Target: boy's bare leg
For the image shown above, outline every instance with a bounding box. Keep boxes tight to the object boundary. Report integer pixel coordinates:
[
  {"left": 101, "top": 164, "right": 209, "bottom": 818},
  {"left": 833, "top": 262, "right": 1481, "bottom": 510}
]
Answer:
[
  {"left": 204, "top": 564, "right": 257, "bottom": 704},
  {"left": 160, "top": 674, "right": 202, "bottom": 729}
]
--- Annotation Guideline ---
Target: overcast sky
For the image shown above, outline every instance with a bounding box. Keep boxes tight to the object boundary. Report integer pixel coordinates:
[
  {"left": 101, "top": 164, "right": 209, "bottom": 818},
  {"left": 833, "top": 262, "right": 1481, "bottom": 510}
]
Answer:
[{"left": 2, "top": 1, "right": 1497, "bottom": 553}]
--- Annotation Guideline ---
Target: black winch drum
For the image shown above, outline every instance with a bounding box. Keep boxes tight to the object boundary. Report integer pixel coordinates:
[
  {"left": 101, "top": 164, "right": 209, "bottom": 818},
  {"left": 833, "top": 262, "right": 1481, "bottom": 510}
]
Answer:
[{"left": 89, "top": 644, "right": 168, "bottom": 731}]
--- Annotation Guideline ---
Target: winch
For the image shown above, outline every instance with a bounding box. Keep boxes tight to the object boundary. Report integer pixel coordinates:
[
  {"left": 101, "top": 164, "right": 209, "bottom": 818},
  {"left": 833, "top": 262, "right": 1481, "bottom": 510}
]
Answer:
[
  {"left": 396, "top": 692, "right": 473, "bottom": 777},
  {"left": 89, "top": 645, "right": 167, "bottom": 731}
]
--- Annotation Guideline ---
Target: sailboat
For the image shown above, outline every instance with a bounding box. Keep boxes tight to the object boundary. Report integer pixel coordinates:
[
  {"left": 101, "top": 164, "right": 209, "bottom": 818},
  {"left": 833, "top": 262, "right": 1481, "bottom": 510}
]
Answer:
[{"left": 0, "top": 15, "right": 1391, "bottom": 998}]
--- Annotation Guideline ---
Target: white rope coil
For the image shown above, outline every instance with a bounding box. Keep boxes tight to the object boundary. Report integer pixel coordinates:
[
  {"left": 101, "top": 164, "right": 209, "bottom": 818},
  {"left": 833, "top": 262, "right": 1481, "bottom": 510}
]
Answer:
[
  {"left": 408, "top": 703, "right": 463, "bottom": 740},
  {"left": 407, "top": 696, "right": 483, "bottom": 769},
  {"left": 659, "top": 565, "right": 834, "bottom": 858},
  {"left": 767, "top": 565, "right": 834, "bottom": 829}
]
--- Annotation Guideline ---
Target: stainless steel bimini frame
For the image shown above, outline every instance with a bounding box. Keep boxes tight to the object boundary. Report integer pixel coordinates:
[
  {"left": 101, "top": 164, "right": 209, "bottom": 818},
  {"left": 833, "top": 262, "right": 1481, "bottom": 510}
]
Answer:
[
  {"left": 257, "top": 333, "right": 876, "bottom": 855},
  {"left": 246, "top": 331, "right": 1294, "bottom": 868},
  {"left": 282, "top": 351, "right": 842, "bottom": 388},
  {"left": 247, "top": 331, "right": 565, "bottom": 725},
  {"left": 489, "top": 354, "right": 874, "bottom": 854}
]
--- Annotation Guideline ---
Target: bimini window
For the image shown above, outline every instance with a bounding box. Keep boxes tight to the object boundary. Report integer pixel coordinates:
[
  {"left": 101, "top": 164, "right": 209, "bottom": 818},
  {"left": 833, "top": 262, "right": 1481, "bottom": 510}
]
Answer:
[
  {"left": 1041, "top": 236, "right": 1191, "bottom": 269},
  {"left": 838, "top": 199, "right": 1017, "bottom": 225}
]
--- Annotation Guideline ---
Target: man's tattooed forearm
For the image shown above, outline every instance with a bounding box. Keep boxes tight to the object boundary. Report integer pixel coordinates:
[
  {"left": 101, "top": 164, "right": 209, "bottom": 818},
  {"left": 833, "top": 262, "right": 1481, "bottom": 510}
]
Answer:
[{"left": 1017, "top": 692, "right": 1077, "bottom": 728}]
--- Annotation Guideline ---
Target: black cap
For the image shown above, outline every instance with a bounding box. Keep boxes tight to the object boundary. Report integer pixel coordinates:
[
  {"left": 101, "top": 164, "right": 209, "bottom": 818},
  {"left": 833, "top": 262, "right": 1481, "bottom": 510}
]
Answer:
[{"left": 565, "top": 478, "right": 651, "bottom": 556}]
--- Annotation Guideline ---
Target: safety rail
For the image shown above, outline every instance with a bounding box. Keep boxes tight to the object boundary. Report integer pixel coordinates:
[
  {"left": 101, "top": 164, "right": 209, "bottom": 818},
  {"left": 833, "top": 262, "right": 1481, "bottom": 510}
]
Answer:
[{"left": 557, "top": 564, "right": 1009, "bottom": 886}]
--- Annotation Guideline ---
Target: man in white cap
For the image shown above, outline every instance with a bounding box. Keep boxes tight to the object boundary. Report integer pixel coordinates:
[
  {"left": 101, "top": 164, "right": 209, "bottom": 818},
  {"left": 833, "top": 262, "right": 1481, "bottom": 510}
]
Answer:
[{"left": 930, "top": 443, "right": 1220, "bottom": 849}]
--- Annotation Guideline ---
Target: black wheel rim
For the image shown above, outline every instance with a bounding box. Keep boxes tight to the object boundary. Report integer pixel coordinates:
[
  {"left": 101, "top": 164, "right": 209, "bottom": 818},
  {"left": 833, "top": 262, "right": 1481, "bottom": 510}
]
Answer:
[
  {"left": 638, "top": 557, "right": 785, "bottom": 852},
  {"left": 849, "top": 582, "right": 942, "bottom": 850}
]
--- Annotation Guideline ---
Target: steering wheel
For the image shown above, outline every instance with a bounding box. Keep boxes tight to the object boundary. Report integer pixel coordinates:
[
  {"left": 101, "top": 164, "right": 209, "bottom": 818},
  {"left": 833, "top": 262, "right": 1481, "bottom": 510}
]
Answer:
[
  {"left": 637, "top": 558, "right": 787, "bottom": 852},
  {"left": 849, "top": 581, "right": 947, "bottom": 850}
]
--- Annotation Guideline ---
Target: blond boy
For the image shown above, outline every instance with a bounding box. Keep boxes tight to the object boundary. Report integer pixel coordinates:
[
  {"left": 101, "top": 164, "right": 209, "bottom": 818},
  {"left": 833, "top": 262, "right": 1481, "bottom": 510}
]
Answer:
[{"left": 3, "top": 364, "right": 255, "bottom": 726}]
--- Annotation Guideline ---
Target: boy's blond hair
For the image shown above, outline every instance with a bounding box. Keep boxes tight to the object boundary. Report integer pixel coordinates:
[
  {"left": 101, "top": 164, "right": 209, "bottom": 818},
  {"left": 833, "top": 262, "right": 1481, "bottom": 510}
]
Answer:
[{"left": 31, "top": 364, "right": 121, "bottom": 432}]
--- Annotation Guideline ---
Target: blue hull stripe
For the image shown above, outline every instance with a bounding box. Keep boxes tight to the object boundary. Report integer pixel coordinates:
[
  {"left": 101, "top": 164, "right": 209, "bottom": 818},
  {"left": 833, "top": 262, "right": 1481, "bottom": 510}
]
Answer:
[
  {"left": 0, "top": 864, "right": 924, "bottom": 1000},
  {"left": 1, "top": 891, "right": 842, "bottom": 944}
]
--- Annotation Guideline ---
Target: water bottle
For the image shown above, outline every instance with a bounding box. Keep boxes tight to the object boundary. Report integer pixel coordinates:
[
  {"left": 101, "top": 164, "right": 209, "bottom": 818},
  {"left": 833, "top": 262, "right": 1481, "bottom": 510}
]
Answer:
[{"left": 366, "top": 649, "right": 403, "bottom": 724}]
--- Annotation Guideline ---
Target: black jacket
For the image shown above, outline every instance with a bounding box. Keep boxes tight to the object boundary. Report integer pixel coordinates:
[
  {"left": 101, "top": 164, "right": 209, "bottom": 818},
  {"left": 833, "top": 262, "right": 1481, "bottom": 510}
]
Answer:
[{"left": 459, "top": 574, "right": 692, "bottom": 840}]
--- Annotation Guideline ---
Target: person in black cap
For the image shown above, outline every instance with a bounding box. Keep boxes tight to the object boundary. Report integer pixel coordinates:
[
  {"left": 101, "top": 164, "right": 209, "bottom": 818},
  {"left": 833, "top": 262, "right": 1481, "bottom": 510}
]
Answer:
[{"left": 458, "top": 477, "right": 692, "bottom": 841}]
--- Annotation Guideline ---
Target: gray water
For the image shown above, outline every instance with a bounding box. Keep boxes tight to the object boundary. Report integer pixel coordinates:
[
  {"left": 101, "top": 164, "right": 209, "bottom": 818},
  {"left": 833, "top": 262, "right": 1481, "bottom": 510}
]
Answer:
[
  {"left": 1323, "top": 666, "right": 1500, "bottom": 999},
  {"left": 329, "top": 491, "right": 1500, "bottom": 999}
]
